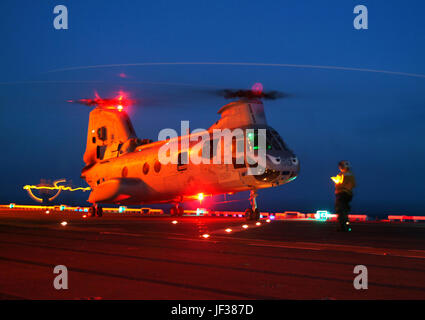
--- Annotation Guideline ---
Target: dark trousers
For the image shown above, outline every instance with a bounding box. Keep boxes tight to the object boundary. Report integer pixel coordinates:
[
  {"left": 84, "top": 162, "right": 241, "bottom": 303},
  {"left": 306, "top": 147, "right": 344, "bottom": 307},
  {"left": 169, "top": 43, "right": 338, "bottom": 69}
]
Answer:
[{"left": 335, "top": 192, "right": 352, "bottom": 230}]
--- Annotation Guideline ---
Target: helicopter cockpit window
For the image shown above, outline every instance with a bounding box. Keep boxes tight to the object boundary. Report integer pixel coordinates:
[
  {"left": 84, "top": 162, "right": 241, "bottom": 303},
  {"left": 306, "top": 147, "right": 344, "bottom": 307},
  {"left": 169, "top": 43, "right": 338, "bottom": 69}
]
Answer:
[
  {"left": 247, "top": 129, "right": 288, "bottom": 152},
  {"left": 269, "top": 128, "right": 289, "bottom": 151},
  {"left": 266, "top": 130, "right": 282, "bottom": 150}
]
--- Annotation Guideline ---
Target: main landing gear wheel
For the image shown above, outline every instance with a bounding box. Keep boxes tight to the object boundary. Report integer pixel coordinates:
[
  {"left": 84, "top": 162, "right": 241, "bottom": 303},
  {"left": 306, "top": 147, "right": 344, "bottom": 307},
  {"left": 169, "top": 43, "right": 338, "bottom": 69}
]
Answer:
[
  {"left": 253, "top": 208, "right": 260, "bottom": 221},
  {"left": 170, "top": 205, "right": 184, "bottom": 217},
  {"left": 177, "top": 206, "right": 184, "bottom": 217},
  {"left": 89, "top": 205, "right": 103, "bottom": 217},
  {"left": 245, "top": 208, "right": 253, "bottom": 221},
  {"left": 245, "top": 208, "right": 260, "bottom": 221}
]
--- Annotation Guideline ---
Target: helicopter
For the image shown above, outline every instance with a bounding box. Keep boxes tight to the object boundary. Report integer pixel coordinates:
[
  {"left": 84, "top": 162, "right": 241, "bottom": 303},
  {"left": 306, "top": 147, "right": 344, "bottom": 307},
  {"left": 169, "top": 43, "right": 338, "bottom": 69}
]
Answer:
[{"left": 75, "top": 85, "right": 300, "bottom": 220}]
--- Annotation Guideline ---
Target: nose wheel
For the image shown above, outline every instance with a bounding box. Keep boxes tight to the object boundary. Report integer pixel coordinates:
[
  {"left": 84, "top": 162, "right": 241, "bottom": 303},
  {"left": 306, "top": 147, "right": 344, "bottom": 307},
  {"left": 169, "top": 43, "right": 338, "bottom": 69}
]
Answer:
[
  {"left": 170, "top": 203, "right": 184, "bottom": 217},
  {"left": 245, "top": 191, "right": 260, "bottom": 221}
]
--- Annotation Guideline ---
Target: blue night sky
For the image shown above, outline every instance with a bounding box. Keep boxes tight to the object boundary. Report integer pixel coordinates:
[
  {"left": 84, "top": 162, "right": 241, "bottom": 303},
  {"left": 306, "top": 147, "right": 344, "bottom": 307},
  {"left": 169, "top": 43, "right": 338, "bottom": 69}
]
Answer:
[{"left": 1, "top": 0, "right": 425, "bottom": 215}]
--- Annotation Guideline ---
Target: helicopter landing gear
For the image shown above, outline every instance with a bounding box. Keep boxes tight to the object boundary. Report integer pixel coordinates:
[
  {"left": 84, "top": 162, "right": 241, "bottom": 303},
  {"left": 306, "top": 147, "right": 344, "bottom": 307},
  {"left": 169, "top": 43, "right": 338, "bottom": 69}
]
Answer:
[
  {"left": 89, "top": 205, "right": 96, "bottom": 217},
  {"left": 97, "top": 205, "right": 103, "bottom": 217},
  {"left": 170, "top": 203, "right": 184, "bottom": 217},
  {"left": 89, "top": 204, "right": 103, "bottom": 217},
  {"left": 245, "top": 190, "right": 260, "bottom": 221}
]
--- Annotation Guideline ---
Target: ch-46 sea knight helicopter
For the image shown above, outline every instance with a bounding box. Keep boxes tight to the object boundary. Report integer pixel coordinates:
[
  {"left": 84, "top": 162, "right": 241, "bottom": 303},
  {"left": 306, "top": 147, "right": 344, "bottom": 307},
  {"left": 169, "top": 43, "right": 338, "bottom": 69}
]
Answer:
[{"left": 72, "top": 84, "right": 300, "bottom": 220}]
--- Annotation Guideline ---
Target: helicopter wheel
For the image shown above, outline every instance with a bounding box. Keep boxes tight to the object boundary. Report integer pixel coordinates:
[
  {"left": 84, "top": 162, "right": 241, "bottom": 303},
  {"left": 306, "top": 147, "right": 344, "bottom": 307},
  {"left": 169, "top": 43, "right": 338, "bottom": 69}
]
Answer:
[
  {"left": 177, "top": 205, "right": 184, "bottom": 217},
  {"left": 245, "top": 208, "right": 253, "bottom": 221},
  {"left": 170, "top": 206, "right": 177, "bottom": 217},
  {"left": 89, "top": 205, "right": 96, "bottom": 217},
  {"left": 96, "top": 205, "right": 103, "bottom": 217}
]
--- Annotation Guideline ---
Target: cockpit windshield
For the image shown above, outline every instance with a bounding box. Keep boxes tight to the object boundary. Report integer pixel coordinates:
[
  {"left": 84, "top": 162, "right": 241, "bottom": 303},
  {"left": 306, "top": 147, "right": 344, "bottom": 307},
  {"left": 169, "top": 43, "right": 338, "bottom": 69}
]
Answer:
[
  {"left": 269, "top": 127, "right": 289, "bottom": 151},
  {"left": 248, "top": 128, "right": 288, "bottom": 151}
]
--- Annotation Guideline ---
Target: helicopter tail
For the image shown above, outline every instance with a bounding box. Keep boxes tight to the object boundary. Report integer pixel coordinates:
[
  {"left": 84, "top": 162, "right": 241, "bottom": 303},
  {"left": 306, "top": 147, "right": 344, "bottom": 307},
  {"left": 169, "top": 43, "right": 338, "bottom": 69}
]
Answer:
[{"left": 83, "top": 107, "right": 138, "bottom": 165}]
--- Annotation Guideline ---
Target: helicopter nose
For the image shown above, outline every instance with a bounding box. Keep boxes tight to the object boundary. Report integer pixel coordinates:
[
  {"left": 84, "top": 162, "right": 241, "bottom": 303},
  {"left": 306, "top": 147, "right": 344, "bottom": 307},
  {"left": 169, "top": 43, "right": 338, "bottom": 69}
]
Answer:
[
  {"left": 277, "top": 154, "right": 299, "bottom": 181},
  {"left": 257, "top": 153, "right": 299, "bottom": 183},
  {"left": 253, "top": 154, "right": 299, "bottom": 183},
  {"left": 266, "top": 153, "right": 299, "bottom": 170}
]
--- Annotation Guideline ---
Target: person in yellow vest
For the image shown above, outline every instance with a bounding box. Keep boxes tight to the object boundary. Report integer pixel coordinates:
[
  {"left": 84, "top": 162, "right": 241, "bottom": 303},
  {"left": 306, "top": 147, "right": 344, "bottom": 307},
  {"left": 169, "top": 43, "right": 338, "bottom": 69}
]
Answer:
[{"left": 331, "top": 160, "right": 356, "bottom": 232}]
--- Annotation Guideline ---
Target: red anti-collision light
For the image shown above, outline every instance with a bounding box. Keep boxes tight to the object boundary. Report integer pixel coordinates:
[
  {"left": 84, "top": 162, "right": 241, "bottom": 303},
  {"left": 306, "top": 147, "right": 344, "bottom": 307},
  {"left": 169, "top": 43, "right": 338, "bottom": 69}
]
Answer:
[{"left": 69, "top": 91, "right": 135, "bottom": 111}]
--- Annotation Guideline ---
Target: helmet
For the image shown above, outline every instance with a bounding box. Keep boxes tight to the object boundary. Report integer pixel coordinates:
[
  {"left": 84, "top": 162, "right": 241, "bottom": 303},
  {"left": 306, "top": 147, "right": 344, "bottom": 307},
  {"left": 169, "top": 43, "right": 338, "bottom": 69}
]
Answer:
[{"left": 338, "top": 160, "right": 351, "bottom": 170}]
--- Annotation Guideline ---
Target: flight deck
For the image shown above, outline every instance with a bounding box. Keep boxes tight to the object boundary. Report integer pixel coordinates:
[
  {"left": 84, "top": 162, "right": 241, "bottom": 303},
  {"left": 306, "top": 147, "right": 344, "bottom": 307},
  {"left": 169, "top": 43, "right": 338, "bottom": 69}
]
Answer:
[{"left": 0, "top": 208, "right": 424, "bottom": 300}]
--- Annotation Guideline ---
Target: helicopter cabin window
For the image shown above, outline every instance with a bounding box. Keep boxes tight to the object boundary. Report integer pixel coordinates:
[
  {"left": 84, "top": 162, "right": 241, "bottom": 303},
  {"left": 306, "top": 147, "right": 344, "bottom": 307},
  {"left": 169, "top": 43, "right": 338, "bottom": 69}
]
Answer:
[
  {"left": 97, "top": 126, "right": 107, "bottom": 141},
  {"left": 209, "top": 139, "right": 220, "bottom": 161},
  {"left": 232, "top": 137, "right": 245, "bottom": 169},
  {"left": 201, "top": 139, "right": 216, "bottom": 160},
  {"left": 177, "top": 152, "right": 188, "bottom": 171},
  {"left": 248, "top": 131, "right": 266, "bottom": 153}
]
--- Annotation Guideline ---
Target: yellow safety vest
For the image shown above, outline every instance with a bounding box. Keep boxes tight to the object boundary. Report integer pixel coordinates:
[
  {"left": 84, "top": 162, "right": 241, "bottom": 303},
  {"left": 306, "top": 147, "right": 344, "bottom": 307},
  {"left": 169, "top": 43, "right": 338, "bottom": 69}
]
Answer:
[{"left": 333, "top": 171, "right": 356, "bottom": 195}]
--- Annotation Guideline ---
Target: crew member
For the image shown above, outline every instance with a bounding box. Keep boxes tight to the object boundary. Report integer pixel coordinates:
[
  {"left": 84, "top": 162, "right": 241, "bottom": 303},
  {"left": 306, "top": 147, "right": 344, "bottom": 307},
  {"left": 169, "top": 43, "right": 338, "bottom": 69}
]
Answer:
[{"left": 331, "top": 160, "right": 356, "bottom": 232}]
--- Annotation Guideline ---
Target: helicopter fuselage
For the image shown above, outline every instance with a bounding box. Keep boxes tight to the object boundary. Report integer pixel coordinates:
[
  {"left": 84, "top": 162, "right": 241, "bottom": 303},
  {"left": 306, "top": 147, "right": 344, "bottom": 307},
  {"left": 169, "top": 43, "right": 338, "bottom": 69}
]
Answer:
[{"left": 81, "top": 99, "right": 299, "bottom": 205}]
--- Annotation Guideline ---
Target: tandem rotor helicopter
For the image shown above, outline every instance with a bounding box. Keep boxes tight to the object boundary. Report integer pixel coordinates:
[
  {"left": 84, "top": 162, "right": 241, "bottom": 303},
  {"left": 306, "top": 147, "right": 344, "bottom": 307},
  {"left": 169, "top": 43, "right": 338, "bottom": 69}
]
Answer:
[{"left": 70, "top": 84, "right": 300, "bottom": 220}]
